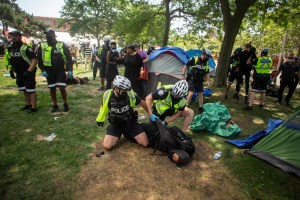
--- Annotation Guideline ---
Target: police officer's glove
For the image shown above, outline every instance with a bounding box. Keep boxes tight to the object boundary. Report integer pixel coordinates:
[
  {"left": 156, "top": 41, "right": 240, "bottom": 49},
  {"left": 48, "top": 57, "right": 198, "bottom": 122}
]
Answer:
[
  {"left": 162, "top": 121, "right": 168, "bottom": 126},
  {"left": 9, "top": 71, "right": 16, "bottom": 79},
  {"left": 42, "top": 71, "right": 49, "bottom": 77},
  {"left": 97, "top": 122, "right": 104, "bottom": 127},
  {"left": 68, "top": 71, "right": 73, "bottom": 79},
  {"left": 150, "top": 114, "right": 159, "bottom": 122}
]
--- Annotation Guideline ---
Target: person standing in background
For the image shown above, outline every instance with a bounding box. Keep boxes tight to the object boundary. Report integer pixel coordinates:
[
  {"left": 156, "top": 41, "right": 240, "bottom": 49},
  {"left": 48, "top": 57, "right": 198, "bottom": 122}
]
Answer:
[
  {"left": 37, "top": 29, "right": 73, "bottom": 113},
  {"left": 83, "top": 42, "right": 92, "bottom": 72},
  {"left": 134, "top": 43, "right": 149, "bottom": 99},
  {"left": 124, "top": 44, "right": 143, "bottom": 97}
]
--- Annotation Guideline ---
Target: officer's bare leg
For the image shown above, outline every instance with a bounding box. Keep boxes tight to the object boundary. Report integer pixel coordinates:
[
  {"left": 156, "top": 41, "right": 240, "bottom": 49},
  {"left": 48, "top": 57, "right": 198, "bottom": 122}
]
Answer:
[
  {"left": 58, "top": 87, "right": 67, "bottom": 104},
  {"left": 134, "top": 132, "right": 149, "bottom": 147},
  {"left": 29, "top": 93, "right": 37, "bottom": 109},
  {"left": 198, "top": 92, "right": 204, "bottom": 107},
  {"left": 181, "top": 107, "right": 194, "bottom": 132},
  {"left": 50, "top": 87, "right": 57, "bottom": 105},
  {"left": 225, "top": 82, "right": 232, "bottom": 95},
  {"left": 248, "top": 91, "right": 256, "bottom": 107},
  {"left": 103, "top": 135, "right": 119, "bottom": 150},
  {"left": 23, "top": 91, "right": 30, "bottom": 105},
  {"left": 186, "top": 91, "right": 194, "bottom": 106}
]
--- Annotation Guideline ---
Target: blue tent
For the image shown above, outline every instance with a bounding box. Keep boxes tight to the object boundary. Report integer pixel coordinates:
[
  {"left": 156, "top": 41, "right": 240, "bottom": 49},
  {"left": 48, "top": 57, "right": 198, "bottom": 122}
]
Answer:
[
  {"left": 185, "top": 49, "right": 216, "bottom": 69},
  {"left": 149, "top": 46, "right": 189, "bottom": 64}
]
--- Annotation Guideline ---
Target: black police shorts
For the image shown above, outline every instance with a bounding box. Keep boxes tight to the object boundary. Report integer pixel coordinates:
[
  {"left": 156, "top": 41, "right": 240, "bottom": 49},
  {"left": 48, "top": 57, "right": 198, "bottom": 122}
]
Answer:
[
  {"left": 45, "top": 68, "right": 67, "bottom": 88},
  {"left": 16, "top": 72, "right": 36, "bottom": 93},
  {"left": 106, "top": 121, "right": 145, "bottom": 139},
  {"left": 228, "top": 70, "right": 239, "bottom": 84},
  {"left": 251, "top": 75, "right": 269, "bottom": 92},
  {"left": 187, "top": 79, "right": 203, "bottom": 93},
  {"left": 100, "top": 63, "right": 106, "bottom": 79}
]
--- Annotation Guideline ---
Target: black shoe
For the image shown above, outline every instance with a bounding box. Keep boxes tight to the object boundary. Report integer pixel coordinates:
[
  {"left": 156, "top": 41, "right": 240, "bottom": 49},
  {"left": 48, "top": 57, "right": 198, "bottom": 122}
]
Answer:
[
  {"left": 63, "top": 103, "right": 69, "bottom": 112},
  {"left": 29, "top": 108, "right": 38, "bottom": 113},
  {"left": 243, "top": 106, "right": 253, "bottom": 111},
  {"left": 198, "top": 107, "right": 204, "bottom": 114},
  {"left": 20, "top": 105, "right": 31, "bottom": 110},
  {"left": 233, "top": 93, "right": 237, "bottom": 99},
  {"left": 259, "top": 104, "right": 264, "bottom": 108},
  {"left": 224, "top": 95, "right": 228, "bottom": 100},
  {"left": 51, "top": 105, "right": 59, "bottom": 113},
  {"left": 244, "top": 96, "right": 248, "bottom": 104}
]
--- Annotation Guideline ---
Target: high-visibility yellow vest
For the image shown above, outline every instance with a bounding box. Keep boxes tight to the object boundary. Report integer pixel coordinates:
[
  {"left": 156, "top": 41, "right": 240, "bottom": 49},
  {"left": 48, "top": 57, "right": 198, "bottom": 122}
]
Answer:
[
  {"left": 96, "top": 89, "right": 137, "bottom": 122},
  {"left": 189, "top": 56, "right": 209, "bottom": 72},
  {"left": 154, "top": 85, "right": 186, "bottom": 116},
  {"left": 4, "top": 44, "right": 31, "bottom": 70},
  {"left": 255, "top": 56, "right": 272, "bottom": 74},
  {"left": 40, "top": 42, "right": 66, "bottom": 66}
]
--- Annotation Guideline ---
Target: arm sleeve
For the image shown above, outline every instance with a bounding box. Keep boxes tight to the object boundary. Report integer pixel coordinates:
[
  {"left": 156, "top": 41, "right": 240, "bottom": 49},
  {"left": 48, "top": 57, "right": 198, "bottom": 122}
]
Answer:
[
  {"left": 37, "top": 46, "right": 45, "bottom": 71},
  {"left": 63, "top": 43, "right": 73, "bottom": 71},
  {"left": 26, "top": 46, "right": 36, "bottom": 59},
  {"left": 185, "top": 58, "right": 195, "bottom": 66},
  {"left": 136, "top": 53, "right": 143, "bottom": 67}
]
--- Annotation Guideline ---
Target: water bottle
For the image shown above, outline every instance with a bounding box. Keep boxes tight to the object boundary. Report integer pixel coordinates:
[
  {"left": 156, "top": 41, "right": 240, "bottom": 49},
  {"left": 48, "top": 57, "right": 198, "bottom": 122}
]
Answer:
[{"left": 213, "top": 151, "right": 222, "bottom": 160}]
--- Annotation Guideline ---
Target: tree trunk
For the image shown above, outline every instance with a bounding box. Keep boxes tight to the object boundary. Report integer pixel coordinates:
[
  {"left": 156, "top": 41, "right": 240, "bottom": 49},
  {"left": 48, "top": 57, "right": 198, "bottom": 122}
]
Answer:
[
  {"left": 214, "top": 0, "right": 257, "bottom": 87},
  {"left": 162, "top": 0, "right": 171, "bottom": 46}
]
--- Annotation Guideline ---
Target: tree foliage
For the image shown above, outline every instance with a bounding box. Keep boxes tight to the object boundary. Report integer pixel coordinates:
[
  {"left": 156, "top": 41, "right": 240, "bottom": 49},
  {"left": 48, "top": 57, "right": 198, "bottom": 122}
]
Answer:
[
  {"left": 60, "top": 0, "right": 118, "bottom": 45},
  {"left": 0, "top": 0, "right": 47, "bottom": 37}
]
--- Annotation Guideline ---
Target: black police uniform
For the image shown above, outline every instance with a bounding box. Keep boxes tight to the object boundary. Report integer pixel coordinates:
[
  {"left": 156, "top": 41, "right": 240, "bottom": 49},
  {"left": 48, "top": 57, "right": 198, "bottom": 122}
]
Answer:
[
  {"left": 7, "top": 42, "right": 36, "bottom": 92},
  {"left": 106, "top": 92, "right": 144, "bottom": 139},
  {"left": 185, "top": 57, "right": 209, "bottom": 93}
]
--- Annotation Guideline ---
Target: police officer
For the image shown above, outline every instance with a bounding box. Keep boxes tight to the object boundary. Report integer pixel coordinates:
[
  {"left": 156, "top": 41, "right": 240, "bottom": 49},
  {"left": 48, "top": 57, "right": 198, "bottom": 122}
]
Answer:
[
  {"left": 145, "top": 80, "right": 194, "bottom": 133},
  {"left": 276, "top": 55, "right": 300, "bottom": 106},
  {"left": 182, "top": 48, "right": 212, "bottom": 114},
  {"left": 225, "top": 48, "right": 243, "bottom": 100},
  {"left": 96, "top": 75, "right": 149, "bottom": 150},
  {"left": 244, "top": 48, "right": 272, "bottom": 110},
  {"left": 37, "top": 29, "right": 73, "bottom": 112},
  {"left": 4, "top": 30, "right": 38, "bottom": 112}
]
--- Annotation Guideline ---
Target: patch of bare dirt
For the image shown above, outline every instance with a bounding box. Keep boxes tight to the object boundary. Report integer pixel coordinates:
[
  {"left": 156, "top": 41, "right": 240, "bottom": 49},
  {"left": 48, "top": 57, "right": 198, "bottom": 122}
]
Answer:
[{"left": 73, "top": 139, "right": 246, "bottom": 200}]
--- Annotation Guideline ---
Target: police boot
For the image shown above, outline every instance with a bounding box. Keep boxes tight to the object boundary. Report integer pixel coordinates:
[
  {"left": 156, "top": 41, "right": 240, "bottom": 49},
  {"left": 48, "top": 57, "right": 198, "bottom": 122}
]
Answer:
[
  {"left": 198, "top": 107, "right": 204, "bottom": 114},
  {"left": 63, "top": 103, "right": 69, "bottom": 112}
]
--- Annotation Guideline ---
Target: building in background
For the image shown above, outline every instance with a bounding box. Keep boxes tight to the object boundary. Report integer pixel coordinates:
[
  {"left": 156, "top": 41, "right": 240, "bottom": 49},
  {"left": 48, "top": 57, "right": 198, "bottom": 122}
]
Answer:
[{"left": 33, "top": 16, "right": 70, "bottom": 32}]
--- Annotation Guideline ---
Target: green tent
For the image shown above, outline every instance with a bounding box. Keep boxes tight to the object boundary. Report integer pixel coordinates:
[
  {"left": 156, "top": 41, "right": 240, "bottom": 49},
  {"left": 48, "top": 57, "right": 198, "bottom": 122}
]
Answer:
[{"left": 248, "top": 107, "right": 300, "bottom": 177}]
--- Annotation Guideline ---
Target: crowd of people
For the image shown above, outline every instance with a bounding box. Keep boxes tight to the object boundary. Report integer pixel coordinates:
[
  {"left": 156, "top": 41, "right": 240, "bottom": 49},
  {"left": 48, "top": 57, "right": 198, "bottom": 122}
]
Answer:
[{"left": 3, "top": 29, "right": 300, "bottom": 165}]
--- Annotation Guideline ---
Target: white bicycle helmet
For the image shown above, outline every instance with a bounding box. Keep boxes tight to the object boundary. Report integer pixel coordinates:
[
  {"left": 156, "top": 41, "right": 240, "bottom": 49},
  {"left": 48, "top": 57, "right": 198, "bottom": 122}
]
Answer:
[
  {"left": 113, "top": 75, "right": 131, "bottom": 90},
  {"left": 202, "top": 48, "right": 213, "bottom": 57},
  {"left": 172, "top": 80, "right": 188, "bottom": 98}
]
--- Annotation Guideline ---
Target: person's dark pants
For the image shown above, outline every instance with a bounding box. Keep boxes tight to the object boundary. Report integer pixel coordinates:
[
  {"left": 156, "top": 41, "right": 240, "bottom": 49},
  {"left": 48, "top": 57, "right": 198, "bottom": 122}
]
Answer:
[
  {"left": 237, "top": 71, "right": 250, "bottom": 96},
  {"left": 277, "top": 78, "right": 296, "bottom": 103},
  {"left": 105, "top": 79, "right": 112, "bottom": 90},
  {"left": 93, "top": 61, "right": 100, "bottom": 80}
]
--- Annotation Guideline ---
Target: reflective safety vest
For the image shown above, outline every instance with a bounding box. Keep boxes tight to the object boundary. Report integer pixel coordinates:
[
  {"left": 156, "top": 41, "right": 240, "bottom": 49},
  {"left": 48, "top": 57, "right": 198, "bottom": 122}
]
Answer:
[
  {"left": 4, "top": 44, "right": 31, "bottom": 70},
  {"left": 255, "top": 56, "right": 272, "bottom": 74},
  {"left": 96, "top": 89, "right": 137, "bottom": 122},
  {"left": 189, "top": 56, "right": 209, "bottom": 72},
  {"left": 154, "top": 85, "right": 186, "bottom": 116},
  {"left": 40, "top": 42, "right": 66, "bottom": 66},
  {"left": 232, "top": 59, "right": 240, "bottom": 68}
]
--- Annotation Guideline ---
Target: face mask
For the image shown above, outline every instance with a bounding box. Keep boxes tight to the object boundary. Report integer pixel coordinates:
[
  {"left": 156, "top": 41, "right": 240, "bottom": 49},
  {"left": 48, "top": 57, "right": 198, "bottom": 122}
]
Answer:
[
  {"left": 111, "top": 49, "right": 116, "bottom": 52},
  {"left": 288, "top": 59, "right": 293, "bottom": 63}
]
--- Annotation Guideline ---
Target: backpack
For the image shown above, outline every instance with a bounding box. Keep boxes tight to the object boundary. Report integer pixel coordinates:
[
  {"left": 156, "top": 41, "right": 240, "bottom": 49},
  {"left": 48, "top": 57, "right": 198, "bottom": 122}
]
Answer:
[{"left": 167, "top": 126, "right": 195, "bottom": 157}]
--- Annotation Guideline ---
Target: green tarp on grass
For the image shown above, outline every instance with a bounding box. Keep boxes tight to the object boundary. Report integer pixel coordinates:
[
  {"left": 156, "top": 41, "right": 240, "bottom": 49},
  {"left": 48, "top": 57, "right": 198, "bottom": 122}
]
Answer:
[{"left": 190, "top": 102, "right": 241, "bottom": 138}]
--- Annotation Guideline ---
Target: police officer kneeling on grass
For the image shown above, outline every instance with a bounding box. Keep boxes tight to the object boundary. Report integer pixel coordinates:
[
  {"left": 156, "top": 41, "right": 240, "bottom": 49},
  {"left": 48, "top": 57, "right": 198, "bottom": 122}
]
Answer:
[
  {"left": 4, "top": 30, "right": 38, "bottom": 112},
  {"left": 96, "top": 75, "right": 149, "bottom": 150},
  {"left": 145, "top": 80, "right": 194, "bottom": 133}
]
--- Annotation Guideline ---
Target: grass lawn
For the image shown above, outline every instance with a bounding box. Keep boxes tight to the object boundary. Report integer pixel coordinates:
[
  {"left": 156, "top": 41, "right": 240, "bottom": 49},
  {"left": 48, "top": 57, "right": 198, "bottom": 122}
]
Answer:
[{"left": 0, "top": 59, "right": 300, "bottom": 199}]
